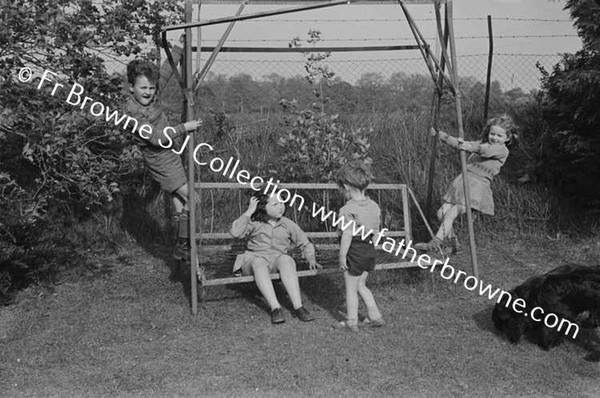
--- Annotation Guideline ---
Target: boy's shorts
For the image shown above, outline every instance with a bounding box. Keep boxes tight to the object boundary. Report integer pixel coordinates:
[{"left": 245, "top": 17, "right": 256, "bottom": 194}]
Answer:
[
  {"left": 346, "top": 237, "right": 376, "bottom": 276},
  {"left": 142, "top": 146, "right": 187, "bottom": 193}
]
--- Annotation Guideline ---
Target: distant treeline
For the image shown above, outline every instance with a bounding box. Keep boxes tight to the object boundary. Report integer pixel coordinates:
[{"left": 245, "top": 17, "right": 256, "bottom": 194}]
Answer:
[{"left": 161, "top": 71, "right": 531, "bottom": 133}]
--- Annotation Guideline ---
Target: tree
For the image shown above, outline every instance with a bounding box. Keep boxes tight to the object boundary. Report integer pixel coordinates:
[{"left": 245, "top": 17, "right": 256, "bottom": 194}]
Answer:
[
  {"left": 0, "top": 0, "right": 183, "bottom": 301},
  {"left": 274, "top": 31, "right": 371, "bottom": 182},
  {"left": 1, "top": 0, "right": 182, "bottom": 212},
  {"left": 536, "top": 0, "right": 600, "bottom": 215}
]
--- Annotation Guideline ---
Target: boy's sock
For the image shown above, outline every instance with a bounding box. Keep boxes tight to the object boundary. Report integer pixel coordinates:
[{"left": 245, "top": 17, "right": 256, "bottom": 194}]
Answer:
[
  {"left": 171, "top": 213, "right": 181, "bottom": 240},
  {"left": 172, "top": 210, "right": 190, "bottom": 260},
  {"left": 177, "top": 209, "right": 190, "bottom": 241}
]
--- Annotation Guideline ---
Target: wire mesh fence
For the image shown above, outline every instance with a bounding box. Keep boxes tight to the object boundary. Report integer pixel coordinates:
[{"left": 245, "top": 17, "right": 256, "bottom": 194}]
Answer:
[{"left": 106, "top": 49, "right": 560, "bottom": 118}]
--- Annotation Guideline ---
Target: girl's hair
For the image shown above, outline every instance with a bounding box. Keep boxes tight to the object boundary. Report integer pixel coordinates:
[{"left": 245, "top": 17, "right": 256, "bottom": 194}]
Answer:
[
  {"left": 481, "top": 113, "right": 518, "bottom": 147},
  {"left": 250, "top": 191, "right": 278, "bottom": 223},
  {"left": 336, "top": 160, "right": 374, "bottom": 191},
  {"left": 126, "top": 60, "right": 160, "bottom": 88}
]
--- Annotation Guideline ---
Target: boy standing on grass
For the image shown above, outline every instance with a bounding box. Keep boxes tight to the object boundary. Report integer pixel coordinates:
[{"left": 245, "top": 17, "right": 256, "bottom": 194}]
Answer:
[
  {"left": 124, "top": 60, "right": 202, "bottom": 260},
  {"left": 333, "top": 160, "right": 385, "bottom": 332}
]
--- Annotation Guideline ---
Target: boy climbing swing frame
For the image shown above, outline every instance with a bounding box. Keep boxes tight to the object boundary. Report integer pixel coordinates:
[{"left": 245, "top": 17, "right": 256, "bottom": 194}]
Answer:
[{"left": 161, "top": 0, "right": 478, "bottom": 315}]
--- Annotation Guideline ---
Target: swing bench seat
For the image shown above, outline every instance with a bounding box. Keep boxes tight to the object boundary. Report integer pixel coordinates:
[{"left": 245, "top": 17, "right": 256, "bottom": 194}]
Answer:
[{"left": 194, "top": 182, "right": 420, "bottom": 288}]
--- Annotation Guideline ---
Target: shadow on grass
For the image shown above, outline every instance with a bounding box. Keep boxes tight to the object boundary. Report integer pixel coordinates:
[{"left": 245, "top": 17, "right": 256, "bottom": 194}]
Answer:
[
  {"left": 121, "top": 182, "right": 186, "bottom": 290},
  {"left": 175, "top": 241, "right": 437, "bottom": 321},
  {"left": 473, "top": 305, "right": 506, "bottom": 340}
]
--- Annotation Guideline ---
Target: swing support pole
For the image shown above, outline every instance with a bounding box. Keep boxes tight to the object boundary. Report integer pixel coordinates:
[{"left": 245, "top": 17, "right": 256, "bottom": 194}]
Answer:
[
  {"left": 446, "top": 0, "right": 479, "bottom": 278},
  {"left": 167, "top": 0, "right": 478, "bottom": 314},
  {"left": 193, "top": 0, "right": 248, "bottom": 92},
  {"left": 183, "top": 0, "right": 200, "bottom": 315},
  {"left": 425, "top": 3, "right": 448, "bottom": 214}
]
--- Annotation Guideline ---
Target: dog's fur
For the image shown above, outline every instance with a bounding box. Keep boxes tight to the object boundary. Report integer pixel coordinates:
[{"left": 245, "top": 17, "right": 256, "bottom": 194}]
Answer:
[
  {"left": 492, "top": 264, "right": 600, "bottom": 350},
  {"left": 534, "top": 268, "right": 600, "bottom": 349}
]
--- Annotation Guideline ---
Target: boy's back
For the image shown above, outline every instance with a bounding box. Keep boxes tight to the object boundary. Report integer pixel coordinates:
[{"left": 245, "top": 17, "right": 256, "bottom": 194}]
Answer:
[{"left": 339, "top": 197, "right": 381, "bottom": 235}]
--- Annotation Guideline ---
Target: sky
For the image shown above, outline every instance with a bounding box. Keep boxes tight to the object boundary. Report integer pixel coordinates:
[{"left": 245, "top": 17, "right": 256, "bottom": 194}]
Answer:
[{"left": 162, "top": 0, "right": 583, "bottom": 90}]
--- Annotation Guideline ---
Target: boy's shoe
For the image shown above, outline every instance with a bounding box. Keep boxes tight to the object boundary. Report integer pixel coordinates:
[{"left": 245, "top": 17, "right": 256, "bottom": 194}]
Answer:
[
  {"left": 414, "top": 237, "right": 443, "bottom": 252},
  {"left": 271, "top": 307, "right": 285, "bottom": 324},
  {"left": 332, "top": 320, "right": 359, "bottom": 333},
  {"left": 294, "top": 306, "right": 315, "bottom": 322},
  {"left": 361, "top": 317, "right": 386, "bottom": 328},
  {"left": 172, "top": 239, "right": 190, "bottom": 261}
]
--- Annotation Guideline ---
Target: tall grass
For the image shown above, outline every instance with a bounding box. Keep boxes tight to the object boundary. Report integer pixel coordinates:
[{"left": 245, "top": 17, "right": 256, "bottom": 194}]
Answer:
[
  {"left": 164, "top": 108, "right": 553, "bottom": 241},
  {"left": 115, "top": 106, "right": 558, "bottom": 248},
  {"left": 0, "top": 105, "right": 563, "bottom": 303}
]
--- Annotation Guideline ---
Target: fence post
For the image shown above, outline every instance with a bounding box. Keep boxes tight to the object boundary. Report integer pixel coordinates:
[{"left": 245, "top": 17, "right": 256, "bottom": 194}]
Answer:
[{"left": 484, "top": 14, "right": 494, "bottom": 121}]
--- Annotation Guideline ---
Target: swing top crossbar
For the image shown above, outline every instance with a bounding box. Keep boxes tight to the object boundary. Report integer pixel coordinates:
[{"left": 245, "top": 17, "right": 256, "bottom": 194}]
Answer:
[
  {"left": 195, "top": 1, "right": 443, "bottom": 4},
  {"left": 164, "top": 0, "right": 446, "bottom": 32}
]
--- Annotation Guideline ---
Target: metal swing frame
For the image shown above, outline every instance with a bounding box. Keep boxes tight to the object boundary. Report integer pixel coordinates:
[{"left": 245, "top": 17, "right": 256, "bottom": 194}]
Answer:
[{"left": 161, "top": 0, "right": 478, "bottom": 315}]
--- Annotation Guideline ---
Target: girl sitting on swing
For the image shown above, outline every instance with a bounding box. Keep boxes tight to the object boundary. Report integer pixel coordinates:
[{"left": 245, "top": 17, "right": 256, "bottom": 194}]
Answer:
[{"left": 415, "top": 114, "right": 517, "bottom": 254}]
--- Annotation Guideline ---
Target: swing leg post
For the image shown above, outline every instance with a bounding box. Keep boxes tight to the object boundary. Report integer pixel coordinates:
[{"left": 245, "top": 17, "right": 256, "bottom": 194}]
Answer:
[
  {"left": 446, "top": 0, "right": 479, "bottom": 278},
  {"left": 425, "top": 1, "right": 450, "bottom": 216},
  {"left": 183, "top": 0, "right": 200, "bottom": 315}
]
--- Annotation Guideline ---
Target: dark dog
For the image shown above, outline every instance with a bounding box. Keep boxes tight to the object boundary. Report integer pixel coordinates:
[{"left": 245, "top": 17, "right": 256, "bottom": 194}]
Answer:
[
  {"left": 492, "top": 264, "right": 581, "bottom": 343},
  {"left": 492, "top": 264, "right": 600, "bottom": 352},
  {"left": 534, "top": 268, "right": 600, "bottom": 350}
]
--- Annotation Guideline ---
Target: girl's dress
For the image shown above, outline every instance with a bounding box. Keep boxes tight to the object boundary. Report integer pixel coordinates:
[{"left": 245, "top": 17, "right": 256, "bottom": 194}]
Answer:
[
  {"left": 230, "top": 214, "right": 315, "bottom": 274},
  {"left": 443, "top": 140, "right": 509, "bottom": 215}
]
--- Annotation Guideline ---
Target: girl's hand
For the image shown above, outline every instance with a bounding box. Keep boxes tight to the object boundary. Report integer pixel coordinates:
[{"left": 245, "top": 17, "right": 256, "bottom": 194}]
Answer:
[
  {"left": 309, "top": 261, "right": 323, "bottom": 271},
  {"left": 339, "top": 257, "right": 348, "bottom": 271},
  {"left": 244, "top": 196, "right": 258, "bottom": 217},
  {"left": 457, "top": 139, "right": 467, "bottom": 151},
  {"left": 429, "top": 127, "right": 438, "bottom": 137},
  {"left": 184, "top": 119, "right": 202, "bottom": 132}
]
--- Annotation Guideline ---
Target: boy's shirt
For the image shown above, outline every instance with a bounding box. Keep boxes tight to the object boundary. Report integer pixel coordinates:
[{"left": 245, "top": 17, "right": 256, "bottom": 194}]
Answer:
[
  {"left": 339, "top": 197, "right": 381, "bottom": 238},
  {"left": 124, "top": 97, "right": 186, "bottom": 149}
]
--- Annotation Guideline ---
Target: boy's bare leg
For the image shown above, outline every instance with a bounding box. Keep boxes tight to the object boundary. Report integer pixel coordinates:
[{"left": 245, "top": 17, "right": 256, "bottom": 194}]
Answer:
[
  {"left": 344, "top": 272, "right": 360, "bottom": 326},
  {"left": 173, "top": 184, "right": 189, "bottom": 213},
  {"left": 358, "top": 272, "right": 382, "bottom": 322}
]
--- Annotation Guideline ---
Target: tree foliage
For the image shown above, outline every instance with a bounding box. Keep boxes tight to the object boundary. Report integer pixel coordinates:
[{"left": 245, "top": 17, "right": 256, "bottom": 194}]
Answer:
[
  {"left": 0, "top": 0, "right": 182, "bottom": 303},
  {"left": 273, "top": 31, "right": 371, "bottom": 182},
  {"left": 535, "top": 0, "right": 600, "bottom": 213},
  {"left": 566, "top": 0, "right": 600, "bottom": 51}
]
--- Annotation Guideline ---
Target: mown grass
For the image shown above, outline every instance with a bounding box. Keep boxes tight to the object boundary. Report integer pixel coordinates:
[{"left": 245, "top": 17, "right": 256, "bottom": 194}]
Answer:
[
  {"left": 1, "top": 231, "right": 600, "bottom": 397},
  {"left": 2, "top": 104, "right": 596, "bottom": 396}
]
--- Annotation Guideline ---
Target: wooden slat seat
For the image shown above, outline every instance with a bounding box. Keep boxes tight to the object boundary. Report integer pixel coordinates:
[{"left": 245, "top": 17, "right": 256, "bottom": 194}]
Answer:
[{"left": 194, "top": 182, "right": 419, "bottom": 289}]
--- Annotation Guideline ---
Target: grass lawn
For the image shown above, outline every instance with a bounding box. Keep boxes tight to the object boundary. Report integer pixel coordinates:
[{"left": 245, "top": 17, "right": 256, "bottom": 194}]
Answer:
[{"left": 1, "top": 232, "right": 600, "bottom": 397}]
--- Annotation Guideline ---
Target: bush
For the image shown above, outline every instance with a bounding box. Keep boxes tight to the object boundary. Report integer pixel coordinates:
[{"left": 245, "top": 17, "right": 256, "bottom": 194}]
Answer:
[{"left": 0, "top": 0, "right": 183, "bottom": 302}]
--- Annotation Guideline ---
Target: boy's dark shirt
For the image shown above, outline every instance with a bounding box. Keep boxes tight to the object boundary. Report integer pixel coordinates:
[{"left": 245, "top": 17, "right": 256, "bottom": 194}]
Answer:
[{"left": 123, "top": 97, "right": 186, "bottom": 149}]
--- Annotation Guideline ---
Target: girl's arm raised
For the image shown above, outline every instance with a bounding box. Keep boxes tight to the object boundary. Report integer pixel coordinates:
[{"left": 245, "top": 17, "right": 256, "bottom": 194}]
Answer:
[
  {"left": 433, "top": 128, "right": 461, "bottom": 149},
  {"left": 432, "top": 128, "right": 492, "bottom": 154},
  {"left": 476, "top": 143, "right": 509, "bottom": 159},
  {"left": 230, "top": 197, "right": 258, "bottom": 238},
  {"left": 457, "top": 140, "right": 482, "bottom": 153}
]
